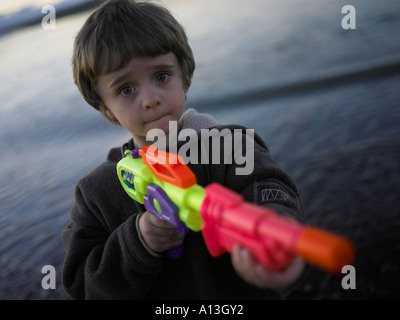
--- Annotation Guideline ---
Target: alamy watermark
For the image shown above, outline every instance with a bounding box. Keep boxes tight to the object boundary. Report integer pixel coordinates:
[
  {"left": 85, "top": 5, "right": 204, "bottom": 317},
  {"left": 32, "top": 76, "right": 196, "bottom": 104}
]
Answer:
[
  {"left": 342, "top": 5, "right": 356, "bottom": 30},
  {"left": 42, "top": 5, "right": 56, "bottom": 30},
  {"left": 341, "top": 264, "right": 356, "bottom": 289},
  {"left": 41, "top": 265, "right": 56, "bottom": 289},
  {"left": 145, "top": 121, "right": 255, "bottom": 175}
]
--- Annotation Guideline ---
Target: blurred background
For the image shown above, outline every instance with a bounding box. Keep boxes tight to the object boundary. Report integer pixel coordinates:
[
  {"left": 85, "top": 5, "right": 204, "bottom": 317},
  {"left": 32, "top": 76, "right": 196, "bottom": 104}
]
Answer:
[{"left": 0, "top": 0, "right": 399, "bottom": 300}]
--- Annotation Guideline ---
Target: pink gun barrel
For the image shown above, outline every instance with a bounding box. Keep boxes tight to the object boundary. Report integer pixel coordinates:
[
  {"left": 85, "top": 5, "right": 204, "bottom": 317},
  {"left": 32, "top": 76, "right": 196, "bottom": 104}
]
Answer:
[{"left": 200, "top": 183, "right": 355, "bottom": 274}]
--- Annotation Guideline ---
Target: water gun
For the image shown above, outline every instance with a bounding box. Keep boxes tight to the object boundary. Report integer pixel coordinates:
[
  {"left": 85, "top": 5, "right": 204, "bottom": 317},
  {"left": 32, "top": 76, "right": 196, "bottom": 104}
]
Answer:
[{"left": 117, "top": 145, "right": 355, "bottom": 274}]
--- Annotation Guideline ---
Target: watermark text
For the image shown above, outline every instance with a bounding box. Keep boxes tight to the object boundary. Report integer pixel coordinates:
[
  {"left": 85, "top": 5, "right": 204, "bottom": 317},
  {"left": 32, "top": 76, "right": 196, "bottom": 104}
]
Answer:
[
  {"left": 42, "top": 5, "right": 56, "bottom": 30},
  {"left": 146, "top": 121, "right": 255, "bottom": 175}
]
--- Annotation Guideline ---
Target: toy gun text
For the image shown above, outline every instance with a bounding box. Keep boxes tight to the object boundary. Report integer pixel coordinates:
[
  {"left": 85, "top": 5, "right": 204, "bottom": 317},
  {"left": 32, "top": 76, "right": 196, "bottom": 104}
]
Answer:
[{"left": 117, "top": 145, "right": 355, "bottom": 274}]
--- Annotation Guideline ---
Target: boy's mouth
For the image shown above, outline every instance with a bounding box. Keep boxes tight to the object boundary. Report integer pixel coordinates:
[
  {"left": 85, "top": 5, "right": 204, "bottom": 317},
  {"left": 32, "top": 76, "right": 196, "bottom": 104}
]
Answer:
[{"left": 145, "top": 114, "right": 167, "bottom": 124}]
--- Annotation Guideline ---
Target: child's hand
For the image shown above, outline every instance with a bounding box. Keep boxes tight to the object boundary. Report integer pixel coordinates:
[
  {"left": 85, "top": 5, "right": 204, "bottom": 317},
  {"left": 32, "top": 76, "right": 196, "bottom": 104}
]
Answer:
[
  {"left": 138, "top": 210, "right": 185, "bottom": 253},
  {"left": 231, "top": 244, "right": 305, "bottom": 289}
]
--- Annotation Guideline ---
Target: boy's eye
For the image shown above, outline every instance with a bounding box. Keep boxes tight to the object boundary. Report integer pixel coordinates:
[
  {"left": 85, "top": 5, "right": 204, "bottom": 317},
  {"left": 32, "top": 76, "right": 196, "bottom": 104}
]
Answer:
[
  {"left": 119, "top": 85, "right": 135, "bottom": 96},
  {"left": 155, "top": 73, "right": 169, "bottom": 83}
]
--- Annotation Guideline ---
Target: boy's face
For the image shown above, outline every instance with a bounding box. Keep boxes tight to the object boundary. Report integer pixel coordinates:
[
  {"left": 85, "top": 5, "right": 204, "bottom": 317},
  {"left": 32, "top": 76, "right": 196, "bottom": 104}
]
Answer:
[{"left": 97, "top": 52, "right": 186, "bottom": 147}]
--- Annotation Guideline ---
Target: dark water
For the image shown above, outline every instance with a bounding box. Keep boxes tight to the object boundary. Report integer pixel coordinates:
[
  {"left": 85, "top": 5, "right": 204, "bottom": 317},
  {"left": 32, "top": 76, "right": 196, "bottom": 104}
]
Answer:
[{"left": 0, "top": 0, "right": 399, "bottom": 299}]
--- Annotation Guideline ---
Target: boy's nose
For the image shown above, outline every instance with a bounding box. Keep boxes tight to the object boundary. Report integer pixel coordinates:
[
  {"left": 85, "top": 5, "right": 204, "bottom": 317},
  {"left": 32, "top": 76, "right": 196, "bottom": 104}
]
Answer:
[{"left": 141, "top": 85, "right": 161, "bottom": 109}]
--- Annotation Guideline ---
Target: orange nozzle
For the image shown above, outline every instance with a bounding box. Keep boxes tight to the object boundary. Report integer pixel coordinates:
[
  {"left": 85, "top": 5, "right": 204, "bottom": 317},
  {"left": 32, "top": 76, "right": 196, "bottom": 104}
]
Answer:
[
  {"left": 296, "top": 227, "right": 355, "bottom": 274},
  {"left": 139, "top": 145, "right": 196, "bottom": 188}
]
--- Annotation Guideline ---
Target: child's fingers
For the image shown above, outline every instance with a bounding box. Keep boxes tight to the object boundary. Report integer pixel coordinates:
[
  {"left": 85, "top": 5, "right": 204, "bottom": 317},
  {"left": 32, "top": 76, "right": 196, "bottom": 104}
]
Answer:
[
  {"left": 146, "top": 211, "right": 178, "bottom": 229},
  {"left": 231, "top": 244, "right": 273, "bottom": 286},
  {"left": 139, "top": 211, "right": 185, "bottom": 252},
  {"left": 231, "top": 244, "right": 305, "bottom": 289}
]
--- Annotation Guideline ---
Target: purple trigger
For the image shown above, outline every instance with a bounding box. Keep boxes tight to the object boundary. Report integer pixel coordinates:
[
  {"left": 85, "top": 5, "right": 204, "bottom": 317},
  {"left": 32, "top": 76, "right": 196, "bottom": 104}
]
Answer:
[{"left": 143, "top": 184, "right": 189, "bottom": 259}]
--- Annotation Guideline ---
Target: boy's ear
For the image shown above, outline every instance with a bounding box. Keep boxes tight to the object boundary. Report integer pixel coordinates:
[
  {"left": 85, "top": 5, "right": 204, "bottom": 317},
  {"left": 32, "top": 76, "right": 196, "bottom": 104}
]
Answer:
[{"left": 105, "top": 108, "right": 117, "bottom": 122}]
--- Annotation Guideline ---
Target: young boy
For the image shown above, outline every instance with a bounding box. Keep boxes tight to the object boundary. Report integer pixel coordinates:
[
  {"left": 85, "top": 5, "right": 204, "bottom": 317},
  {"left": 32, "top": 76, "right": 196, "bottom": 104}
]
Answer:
[{"left": 62, "top": 0, "right": 306, "bottom": 299}]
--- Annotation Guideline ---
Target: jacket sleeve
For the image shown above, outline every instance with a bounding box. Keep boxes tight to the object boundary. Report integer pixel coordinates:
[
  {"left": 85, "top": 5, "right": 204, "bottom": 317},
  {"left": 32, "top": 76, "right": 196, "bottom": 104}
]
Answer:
[{"left": 61, "top": 163, "right": 164, "bottom": 300}]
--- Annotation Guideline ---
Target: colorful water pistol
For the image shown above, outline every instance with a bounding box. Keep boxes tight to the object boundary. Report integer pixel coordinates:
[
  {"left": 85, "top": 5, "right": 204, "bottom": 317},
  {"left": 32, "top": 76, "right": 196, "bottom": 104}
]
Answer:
[{"left": 117, "top": 145, "right": 355, "bottom": 274}]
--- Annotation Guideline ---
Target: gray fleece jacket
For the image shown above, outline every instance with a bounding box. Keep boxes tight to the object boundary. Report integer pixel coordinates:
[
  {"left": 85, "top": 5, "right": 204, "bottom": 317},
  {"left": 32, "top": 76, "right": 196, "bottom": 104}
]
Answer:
[{"left": 61, "top": 108, "right": 305, "bottom": 300}]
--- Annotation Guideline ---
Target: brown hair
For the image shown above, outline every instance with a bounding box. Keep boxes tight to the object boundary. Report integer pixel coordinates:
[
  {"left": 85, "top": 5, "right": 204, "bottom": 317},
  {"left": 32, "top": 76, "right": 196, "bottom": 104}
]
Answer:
[{"left": 72, "top": 0, "right": 195, "bottom": 122}]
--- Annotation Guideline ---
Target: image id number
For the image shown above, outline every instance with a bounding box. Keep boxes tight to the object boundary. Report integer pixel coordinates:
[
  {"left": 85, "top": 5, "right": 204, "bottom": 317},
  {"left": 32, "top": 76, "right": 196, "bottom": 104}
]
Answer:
[{"left": 198, "top": 304, "right": 243, "bottom": 315}]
